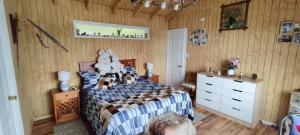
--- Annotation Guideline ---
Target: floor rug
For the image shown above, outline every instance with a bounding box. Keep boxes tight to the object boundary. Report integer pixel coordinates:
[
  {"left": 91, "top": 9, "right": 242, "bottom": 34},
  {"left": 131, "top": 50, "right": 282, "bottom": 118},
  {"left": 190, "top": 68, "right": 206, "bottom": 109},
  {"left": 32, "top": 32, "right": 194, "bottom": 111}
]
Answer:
[
  {"left": 54, "top": 120, "right": 89, "bottom": 135},
  {"left": 194, "top": 111, "right": 206, "bottom": 123}
]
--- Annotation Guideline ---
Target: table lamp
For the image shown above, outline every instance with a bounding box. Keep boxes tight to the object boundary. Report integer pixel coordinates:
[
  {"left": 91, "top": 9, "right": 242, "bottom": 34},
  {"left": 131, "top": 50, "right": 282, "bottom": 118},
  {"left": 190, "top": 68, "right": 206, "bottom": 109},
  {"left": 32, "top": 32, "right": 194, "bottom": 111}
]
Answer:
[
  {"left": 58, "top": 70, "right": 70, "bottom": 91},
  {"left": 146, "top": 63, "right": 153, "bottom": 77}
]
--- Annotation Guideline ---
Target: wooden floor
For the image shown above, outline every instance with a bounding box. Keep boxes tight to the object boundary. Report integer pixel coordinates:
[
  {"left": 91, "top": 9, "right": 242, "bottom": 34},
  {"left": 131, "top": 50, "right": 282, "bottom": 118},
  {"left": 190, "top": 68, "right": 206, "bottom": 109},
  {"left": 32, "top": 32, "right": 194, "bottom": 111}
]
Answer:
[{"left": 32, "top": 109, "right": 278, "bottom": 135}]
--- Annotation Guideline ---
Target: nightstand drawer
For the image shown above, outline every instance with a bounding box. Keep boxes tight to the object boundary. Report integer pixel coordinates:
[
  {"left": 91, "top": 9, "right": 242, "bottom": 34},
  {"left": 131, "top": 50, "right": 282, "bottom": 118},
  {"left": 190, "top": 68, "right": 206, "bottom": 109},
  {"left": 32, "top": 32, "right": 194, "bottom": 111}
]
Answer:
[{"left": 54, "top": 91, "right": 79, "bottom": 100}]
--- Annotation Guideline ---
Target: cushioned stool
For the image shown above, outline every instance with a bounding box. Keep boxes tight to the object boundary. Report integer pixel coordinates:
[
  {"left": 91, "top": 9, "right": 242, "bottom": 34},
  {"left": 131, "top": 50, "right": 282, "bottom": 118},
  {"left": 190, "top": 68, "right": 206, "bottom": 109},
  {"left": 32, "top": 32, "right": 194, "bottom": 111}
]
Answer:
[{"left": 146, "top": 112, "right": 196, "bottom": 135}]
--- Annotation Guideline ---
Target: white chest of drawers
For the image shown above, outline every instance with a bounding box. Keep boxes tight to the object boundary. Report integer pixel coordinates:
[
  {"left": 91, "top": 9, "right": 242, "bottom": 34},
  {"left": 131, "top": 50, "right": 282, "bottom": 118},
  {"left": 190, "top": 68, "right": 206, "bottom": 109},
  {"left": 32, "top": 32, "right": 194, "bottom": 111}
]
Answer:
[{"left": 196, "top": 73, "right": 263, "bottom": 128}]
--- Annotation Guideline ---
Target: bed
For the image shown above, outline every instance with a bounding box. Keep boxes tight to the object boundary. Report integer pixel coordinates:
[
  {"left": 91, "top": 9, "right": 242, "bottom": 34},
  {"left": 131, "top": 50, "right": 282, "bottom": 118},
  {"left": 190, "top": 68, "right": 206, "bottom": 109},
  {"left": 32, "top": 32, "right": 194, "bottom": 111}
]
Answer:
[{"left": 79, "top": 59, "right": 194, "bottom": 135}]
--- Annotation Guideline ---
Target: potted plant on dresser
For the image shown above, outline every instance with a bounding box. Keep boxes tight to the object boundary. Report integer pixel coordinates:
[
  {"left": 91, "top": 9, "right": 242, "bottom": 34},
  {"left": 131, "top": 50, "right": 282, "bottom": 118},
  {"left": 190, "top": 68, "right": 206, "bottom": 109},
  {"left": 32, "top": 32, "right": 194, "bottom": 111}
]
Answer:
[{"left": 227, "top": 58, "right": 240, "bottom": 76}]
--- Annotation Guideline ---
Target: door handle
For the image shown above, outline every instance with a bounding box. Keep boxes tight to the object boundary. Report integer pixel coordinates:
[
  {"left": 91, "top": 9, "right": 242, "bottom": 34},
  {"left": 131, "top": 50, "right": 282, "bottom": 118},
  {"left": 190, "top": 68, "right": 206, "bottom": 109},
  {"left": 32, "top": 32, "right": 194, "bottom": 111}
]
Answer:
[
  {"left": 8, "top": 96, "right": 17, "bottom": 101},
  {"left": 177, "top": 65, "right": 183, "bottom": 67}
]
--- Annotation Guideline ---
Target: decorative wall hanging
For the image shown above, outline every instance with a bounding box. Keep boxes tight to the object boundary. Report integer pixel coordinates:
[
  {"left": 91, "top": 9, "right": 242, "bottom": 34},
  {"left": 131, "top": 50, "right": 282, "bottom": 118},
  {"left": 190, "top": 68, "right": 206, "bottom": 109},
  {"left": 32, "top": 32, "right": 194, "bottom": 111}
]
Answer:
[
  {"left": 9, "top": 13, "right": 20, "bottom": 66},
  {"left": 294, "top": 33, "right": 300, "bottom": 44},
  {"left": 277, "top": 21, "right": 294, "bottom": 43},
  {"left": 294, "top": 23, "right": 300, "bottom": 32},
  {"left": 130, "top": 0, "right": 198, "bottom": 11},
  {"left": 189, "top": 28, "right": 208, "bottom": 46},
  {"left": 27, "top": 19, "right": 69, "bottom": 52},
  {"left": 280, "top": 21, "right": 294, "bottom": 34},
  {"left": 219, "top": 0, "right": 250, "bottom": 32},
  {"left": 73, "top": 20, "right": 150, "bottom": 40},
  {"left": 9, "top": 14, "right": 18, "bottom": 44}
]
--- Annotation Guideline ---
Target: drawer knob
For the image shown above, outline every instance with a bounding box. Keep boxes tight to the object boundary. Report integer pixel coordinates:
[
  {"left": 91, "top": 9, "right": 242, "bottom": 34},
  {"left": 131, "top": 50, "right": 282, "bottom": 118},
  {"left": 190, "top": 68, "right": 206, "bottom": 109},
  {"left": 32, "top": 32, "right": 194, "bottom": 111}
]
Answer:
[
  {"left": 232, "top": 98, "right": 242, "bottom": 102},
  {"left": 234, "top": 80, "right": 243, "bottom": 83},
  {"left": 205, "top": 98, "right": 212, "bottom": 102},
  {"left": 233, "top": 89, "right": 243, "bottom": 92},
  {"left": 65, "top": 94, "right": 68, "bottom": 97},
  {"left": 232, "top": 107, "right": 240, "bottom": 111},
  {"left": 206, "top": 75, "right": 213, "bottom": 77},
  {"left": 205, "top": 83, "right": 212, "bottom": 86},
  {"left": 205, "top": 91, "right": 212, "bottom": 94}
]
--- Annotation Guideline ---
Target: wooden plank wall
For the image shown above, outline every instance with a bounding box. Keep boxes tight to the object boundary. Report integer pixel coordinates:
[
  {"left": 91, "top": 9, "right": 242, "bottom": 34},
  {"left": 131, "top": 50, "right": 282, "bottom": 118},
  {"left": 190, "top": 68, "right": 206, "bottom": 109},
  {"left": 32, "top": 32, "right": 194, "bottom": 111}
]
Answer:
[
  {"left": 169, "top": 0, "right": 300, "bottom": 123},
  {"left": 15, "top": 0, "right": 168, "bottom": 118}
]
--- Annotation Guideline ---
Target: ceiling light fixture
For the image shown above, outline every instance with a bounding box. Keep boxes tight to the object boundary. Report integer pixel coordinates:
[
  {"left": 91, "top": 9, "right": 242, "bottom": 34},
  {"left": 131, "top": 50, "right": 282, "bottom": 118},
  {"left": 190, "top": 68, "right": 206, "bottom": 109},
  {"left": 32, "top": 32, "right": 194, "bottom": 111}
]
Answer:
[{"left": 133, "top": 0, "right": 197, "bottom": 11}]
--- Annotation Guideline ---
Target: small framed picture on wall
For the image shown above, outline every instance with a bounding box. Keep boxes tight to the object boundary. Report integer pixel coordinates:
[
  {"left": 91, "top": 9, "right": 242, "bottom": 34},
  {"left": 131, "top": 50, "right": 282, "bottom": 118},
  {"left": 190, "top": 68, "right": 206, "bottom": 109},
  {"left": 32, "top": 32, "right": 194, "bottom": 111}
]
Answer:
[
  {"left": 280, "top": 21, "right": 294, "bottom": 34},
  {"left": 294, "top": 32, "right": 300, "bottom": 45},
  {"left": 277, "top": 34, "right": 293, "bottom": 43},
  {"left": 294, "top": 23, "right": 300, "bottom": 32}
]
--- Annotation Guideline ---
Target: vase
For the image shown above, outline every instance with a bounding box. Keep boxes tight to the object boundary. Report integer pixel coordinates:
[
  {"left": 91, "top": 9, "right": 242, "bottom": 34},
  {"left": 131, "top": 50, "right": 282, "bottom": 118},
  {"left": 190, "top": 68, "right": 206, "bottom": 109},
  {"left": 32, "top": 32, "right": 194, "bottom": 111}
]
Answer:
[{"left": 227, "top": 69, "right": 235, "bottom": 76}]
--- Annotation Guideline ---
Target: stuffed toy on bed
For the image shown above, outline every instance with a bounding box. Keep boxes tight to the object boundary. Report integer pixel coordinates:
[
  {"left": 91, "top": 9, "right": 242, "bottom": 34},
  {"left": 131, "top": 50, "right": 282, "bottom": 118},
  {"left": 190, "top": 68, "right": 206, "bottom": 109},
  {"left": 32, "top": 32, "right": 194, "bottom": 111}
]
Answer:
[
  {"left": 94, "top": 49, "right": 125, "bottom": 89},
  {"left": 94, "top": 49, "right": 125, "bottom": 76}
]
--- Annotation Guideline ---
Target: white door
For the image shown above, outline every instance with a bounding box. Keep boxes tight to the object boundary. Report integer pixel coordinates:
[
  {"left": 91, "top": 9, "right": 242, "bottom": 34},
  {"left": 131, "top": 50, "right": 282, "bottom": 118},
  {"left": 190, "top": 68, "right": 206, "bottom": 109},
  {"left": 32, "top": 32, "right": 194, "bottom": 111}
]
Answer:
[
  {"left": 167, "top": 29, "right": 187, "bottom": 87},
  {"left": 0, "top": 0, "right": 24, "bottom": 134}
]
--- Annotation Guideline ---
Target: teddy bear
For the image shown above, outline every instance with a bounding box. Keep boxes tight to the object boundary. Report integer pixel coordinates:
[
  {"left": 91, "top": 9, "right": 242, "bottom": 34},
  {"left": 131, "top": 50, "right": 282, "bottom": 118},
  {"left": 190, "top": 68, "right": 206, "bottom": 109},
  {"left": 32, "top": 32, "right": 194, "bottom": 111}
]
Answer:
[
  {"left": 94, "top": 49, "right": 125, "bottom": 76},
  {"left": 94, "top": 49, "right": 112, "bottom": 76}
]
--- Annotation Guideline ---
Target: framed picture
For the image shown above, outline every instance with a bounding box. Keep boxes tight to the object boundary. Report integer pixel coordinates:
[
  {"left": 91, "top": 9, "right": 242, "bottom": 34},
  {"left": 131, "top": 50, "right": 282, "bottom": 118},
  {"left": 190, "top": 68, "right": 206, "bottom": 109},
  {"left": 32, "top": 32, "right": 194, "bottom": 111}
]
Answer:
[
  {"left": 294, "top": 23, "right": 300, "bottom": 32},
  {"left": 280, "top": 21, "right": 294, "bottom": 34},
  {"left": 190, "top": 28, "right": 208, "bottom": 46},
  {"left": 219, "top": 0, "right": 251, "bottom": 32},
  {"left": 73, "top": 20, "right": 149, "bottom": 40},
  {"left": 277, "top": 34, "right": 293, "bottom": 43},
  {"left": 294, "top": 32, "right": 300, "bottom": 44}
]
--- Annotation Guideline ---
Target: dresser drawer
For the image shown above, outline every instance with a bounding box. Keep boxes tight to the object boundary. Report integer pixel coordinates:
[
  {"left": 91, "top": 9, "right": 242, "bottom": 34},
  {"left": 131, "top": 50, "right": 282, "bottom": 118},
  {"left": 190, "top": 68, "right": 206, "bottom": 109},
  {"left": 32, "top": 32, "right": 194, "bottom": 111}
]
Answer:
[
  {"left": 221, "top": 96, "right": 254, "bottom": 113},
  {"left": 54, "top": 91, "right": 79, "bottom": 100},
  {"left": 220, "top": 104, "right": 253, "bottom": 123},
  {"left": 197, "top": 97, "right": 220, "bottom": 111},
  {"left": 222, "top": 87, "right": 255, "bottom": 104},
  {"left": 198, "top": 90, "right": 221, "bottom": 103},
  {"left": 221, "top": 78, "right": 256, "bottom": 94},
  {"left": 197, "top": 83, "right": 221, "bottom": 95},
  {"left": 197, "top": 74, "right": 220, "bottom": 85}
]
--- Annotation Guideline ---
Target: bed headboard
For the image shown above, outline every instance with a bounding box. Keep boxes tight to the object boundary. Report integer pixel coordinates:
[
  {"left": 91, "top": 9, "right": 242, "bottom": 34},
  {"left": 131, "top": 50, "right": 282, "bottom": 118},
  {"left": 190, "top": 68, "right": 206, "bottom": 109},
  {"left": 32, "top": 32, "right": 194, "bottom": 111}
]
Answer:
[{"left": 79, "top": 59, "right": 136, "bottom": 72}]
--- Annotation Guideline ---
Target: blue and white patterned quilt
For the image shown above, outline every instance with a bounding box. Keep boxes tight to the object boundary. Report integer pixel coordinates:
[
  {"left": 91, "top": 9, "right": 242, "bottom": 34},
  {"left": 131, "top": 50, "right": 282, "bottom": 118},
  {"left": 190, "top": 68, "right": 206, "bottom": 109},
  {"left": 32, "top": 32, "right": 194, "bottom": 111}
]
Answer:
[{"left": 83, "top": 79, "right": 194, "bottom": 135}]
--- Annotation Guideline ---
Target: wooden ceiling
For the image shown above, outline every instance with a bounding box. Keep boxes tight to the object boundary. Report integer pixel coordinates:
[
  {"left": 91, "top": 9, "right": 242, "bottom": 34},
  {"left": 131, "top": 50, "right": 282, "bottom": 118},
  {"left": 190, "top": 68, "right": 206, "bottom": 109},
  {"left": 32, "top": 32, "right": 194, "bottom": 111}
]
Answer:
[{"left": 53, "top": 0, "right": 179, "bottom": 21}]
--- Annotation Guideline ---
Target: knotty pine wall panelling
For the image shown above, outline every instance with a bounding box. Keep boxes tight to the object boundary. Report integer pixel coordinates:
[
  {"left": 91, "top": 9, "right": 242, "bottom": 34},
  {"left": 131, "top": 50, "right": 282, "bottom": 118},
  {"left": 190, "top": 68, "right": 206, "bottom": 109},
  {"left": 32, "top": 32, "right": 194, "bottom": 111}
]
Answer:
[
  {"left": 16, "top": 0, "right": 168, "bottom": 118},
  {"left": 169, "top": 0, "right": 300, "bottom": 123}
]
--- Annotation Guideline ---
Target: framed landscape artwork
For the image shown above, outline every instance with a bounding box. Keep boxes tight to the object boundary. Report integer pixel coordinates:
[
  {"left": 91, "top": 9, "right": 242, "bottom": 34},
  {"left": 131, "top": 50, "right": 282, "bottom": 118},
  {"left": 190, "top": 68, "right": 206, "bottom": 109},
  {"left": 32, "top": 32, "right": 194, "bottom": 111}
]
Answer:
[
  {"left": 219, "top": 0, "right": 250, "bottom": 32},
  {"left": 73, "top": 20, "right": 150, "bottom": 40}
]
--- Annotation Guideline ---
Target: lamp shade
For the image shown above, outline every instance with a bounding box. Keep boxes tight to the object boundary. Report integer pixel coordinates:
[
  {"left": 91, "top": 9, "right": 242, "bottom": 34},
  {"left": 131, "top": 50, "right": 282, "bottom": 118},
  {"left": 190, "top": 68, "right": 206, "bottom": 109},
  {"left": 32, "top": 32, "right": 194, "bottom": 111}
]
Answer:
[
  {"left": 146, "top": 63, "right": 153, "bottom": 70},
  {"left": 58, "top": 71, "right": 70, "bottom": 81}
]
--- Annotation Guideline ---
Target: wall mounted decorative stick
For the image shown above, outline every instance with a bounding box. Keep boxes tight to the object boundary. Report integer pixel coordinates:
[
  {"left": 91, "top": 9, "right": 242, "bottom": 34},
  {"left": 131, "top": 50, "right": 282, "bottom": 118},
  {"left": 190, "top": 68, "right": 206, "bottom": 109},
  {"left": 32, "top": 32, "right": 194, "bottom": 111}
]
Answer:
[
  {"left": 36, "top": 33, "right": 49, "bottom": 48},
  {"left": 27, "top": 18, "right": 69, "bottom": 52}
]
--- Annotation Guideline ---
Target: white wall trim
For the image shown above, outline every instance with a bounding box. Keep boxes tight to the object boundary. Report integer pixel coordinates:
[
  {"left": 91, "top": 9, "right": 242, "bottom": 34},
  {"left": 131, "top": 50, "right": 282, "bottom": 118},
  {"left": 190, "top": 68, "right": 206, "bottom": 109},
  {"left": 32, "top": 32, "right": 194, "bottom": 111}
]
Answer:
[{"left": 0, "top": 0, "right": 24, "bottom": 134}]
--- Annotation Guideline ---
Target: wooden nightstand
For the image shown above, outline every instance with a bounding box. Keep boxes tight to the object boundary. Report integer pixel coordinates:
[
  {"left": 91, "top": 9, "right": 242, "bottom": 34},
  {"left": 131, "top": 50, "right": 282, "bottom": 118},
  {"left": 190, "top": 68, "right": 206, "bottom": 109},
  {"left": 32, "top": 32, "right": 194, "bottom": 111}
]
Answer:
[
  {"left": 142, "top": 74, "right": 160, "bottom": 83},
  {"left": 49, "top": 88, "right": 80, "bottom": 124}
]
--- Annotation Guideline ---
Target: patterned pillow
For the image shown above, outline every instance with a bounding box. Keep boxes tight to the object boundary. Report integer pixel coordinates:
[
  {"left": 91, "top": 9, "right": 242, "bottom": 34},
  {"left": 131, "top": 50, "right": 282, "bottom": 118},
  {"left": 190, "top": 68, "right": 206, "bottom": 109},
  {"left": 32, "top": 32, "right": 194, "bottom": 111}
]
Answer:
[
  {"left": 79, "top": 71, "right": 101, "bottom": 89},
  {"left": 122, "top": 73, "right": 138, "bottom": 84},
  {"left": 107, "top": 73, "right": 122, "bottom": 84},
  {"left": 124, "top": 66, "right": 137, "bottom": 74},
  {"left": 96, "top": 76, "right": 116, "bottom": 89}
]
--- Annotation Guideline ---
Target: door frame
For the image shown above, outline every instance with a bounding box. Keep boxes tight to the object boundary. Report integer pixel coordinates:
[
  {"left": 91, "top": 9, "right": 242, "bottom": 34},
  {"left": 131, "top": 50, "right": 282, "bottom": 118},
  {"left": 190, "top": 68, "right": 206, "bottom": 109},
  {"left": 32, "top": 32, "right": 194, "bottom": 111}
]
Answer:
[
  {"left": 0, "top": 0, "right": 24, "bottom": 134},
  {"left": 166, "top": 28, "right": 188, "bottom": 86}
]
